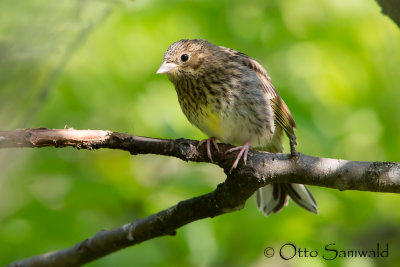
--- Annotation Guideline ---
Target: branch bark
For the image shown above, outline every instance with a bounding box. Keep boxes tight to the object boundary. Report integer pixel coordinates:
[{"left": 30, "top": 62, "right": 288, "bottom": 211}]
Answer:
[
  {"left": 376, "top": 0, "right": 400, "bottom": 29},
  {"left": 2, "top": 128, "right": 400, "bottom": 266}
]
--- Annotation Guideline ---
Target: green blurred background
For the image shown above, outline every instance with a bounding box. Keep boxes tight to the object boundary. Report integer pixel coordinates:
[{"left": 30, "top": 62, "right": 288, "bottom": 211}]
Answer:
[{"left": 1, "top": 0, "right": 400, "bottom": 266}]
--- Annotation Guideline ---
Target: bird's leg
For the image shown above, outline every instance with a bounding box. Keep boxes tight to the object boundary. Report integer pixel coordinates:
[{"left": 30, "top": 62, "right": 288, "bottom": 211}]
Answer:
[
  {"left": 226, "top": 141, "right": 251, "bottom": 172},
  {"left": 198, "top": 137, "right": 219, "bottom": 162}
]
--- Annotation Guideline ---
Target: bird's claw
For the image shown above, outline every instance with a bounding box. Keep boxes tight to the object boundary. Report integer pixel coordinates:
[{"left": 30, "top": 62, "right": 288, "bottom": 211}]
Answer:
[
  {"left": 198, "top": 137, "right": 219, "bottom": 162},
  {"left": 226, "top": 141, "right": 251, "bottom": 172}
]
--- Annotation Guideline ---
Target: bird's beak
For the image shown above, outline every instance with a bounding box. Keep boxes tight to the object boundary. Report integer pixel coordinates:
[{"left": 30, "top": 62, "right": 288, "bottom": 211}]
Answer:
[{"left": 156, "top": 62, "right": 177, "bottom": 74}]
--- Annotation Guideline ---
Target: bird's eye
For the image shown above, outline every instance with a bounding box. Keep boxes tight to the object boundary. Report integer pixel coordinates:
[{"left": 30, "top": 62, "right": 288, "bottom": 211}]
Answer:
[{"left": 180, "top": 54, "right": 189, "bottom": 62}]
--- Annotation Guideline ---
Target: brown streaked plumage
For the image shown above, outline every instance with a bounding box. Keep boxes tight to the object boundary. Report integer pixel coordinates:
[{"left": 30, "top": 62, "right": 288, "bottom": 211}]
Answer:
[{"left": 157, "top": 39, "right": 317, "bottom": 216}]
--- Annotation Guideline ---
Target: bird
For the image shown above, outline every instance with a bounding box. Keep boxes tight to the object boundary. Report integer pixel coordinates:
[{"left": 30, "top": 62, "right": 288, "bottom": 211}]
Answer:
[{"left": 156, "top": 39, "right": 318, "bottom": 215}]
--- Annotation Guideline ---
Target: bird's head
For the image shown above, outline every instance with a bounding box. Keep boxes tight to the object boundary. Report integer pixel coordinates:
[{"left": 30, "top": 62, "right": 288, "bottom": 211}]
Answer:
[{"left": 157, "top": 39, "right": 218, "bottom": 80}]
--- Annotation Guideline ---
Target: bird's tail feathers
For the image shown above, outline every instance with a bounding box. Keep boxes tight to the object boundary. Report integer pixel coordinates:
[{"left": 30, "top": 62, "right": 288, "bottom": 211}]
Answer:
[{"left": 256, "top": 183, "right": 318, "bottom": 216}]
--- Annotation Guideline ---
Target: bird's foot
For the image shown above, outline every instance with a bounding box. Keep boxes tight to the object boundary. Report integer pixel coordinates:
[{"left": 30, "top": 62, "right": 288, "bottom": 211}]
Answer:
[
  {"left": 198, "top": 137, "right": 219, "bottom": 162},
  {"left": 226, "top": 141, "right": 251, "bottom": 172}
]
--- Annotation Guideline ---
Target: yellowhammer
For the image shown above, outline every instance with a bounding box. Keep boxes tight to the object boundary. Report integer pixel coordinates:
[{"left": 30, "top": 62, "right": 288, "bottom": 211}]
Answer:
[{"left": 157, "top": 39, "right": 317, "bottom": 215}]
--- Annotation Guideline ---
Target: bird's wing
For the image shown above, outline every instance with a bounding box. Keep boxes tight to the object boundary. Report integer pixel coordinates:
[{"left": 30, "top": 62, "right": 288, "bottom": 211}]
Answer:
[
  {"left": 221, "top": 46, "right": 296, "bottom": 138},
  {"left": 269, "top": 93, "right": 296, "bottom": 139}
]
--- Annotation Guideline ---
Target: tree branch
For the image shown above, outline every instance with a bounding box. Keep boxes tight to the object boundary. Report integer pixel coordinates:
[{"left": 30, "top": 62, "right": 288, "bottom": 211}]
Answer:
[
  {"left": 3, "top": 128, "right": 400, "bottom": 266},
  {"left": 376, "top": 0, "right": 400, "bottom": 29}
]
